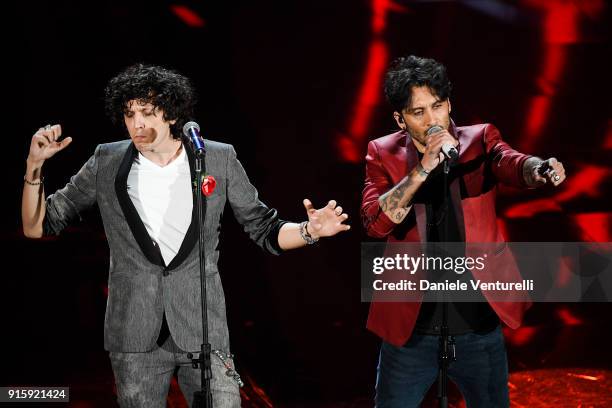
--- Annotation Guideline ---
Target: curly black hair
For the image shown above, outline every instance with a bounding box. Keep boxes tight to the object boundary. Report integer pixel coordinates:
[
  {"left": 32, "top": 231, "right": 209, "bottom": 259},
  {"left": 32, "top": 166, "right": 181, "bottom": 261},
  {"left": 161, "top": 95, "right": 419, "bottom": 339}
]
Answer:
[
  {"left": 384, "top": 55, "right": 452, "bottom": 113},
  {"left": 104, "top": 64, "right": 197, "bottom": 140}
]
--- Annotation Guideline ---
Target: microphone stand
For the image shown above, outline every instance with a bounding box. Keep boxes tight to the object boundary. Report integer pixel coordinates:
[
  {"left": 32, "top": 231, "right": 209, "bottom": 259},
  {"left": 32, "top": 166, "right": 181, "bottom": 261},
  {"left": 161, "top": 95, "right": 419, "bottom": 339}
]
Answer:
[
  {"left": 188, "top": 143, "right": 213, "bottom": 408},
  {"left": 437, "top": 160, "right": 456, "bottom": 408}
]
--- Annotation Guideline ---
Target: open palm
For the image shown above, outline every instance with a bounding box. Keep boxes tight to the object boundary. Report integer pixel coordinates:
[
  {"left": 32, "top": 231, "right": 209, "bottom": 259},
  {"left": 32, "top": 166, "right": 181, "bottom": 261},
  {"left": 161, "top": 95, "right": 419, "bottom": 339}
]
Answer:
[{"left": 303, "top": 199, "right": 350, "bottom": 238}]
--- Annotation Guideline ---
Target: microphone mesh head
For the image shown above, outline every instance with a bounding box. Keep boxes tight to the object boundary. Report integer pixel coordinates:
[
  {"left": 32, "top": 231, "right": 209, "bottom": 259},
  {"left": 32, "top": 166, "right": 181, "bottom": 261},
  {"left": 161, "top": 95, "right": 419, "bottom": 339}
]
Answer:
[
  {"left": 182, "top": 121, "right": 200, "bottom": 136},
  {"left": 425, "top": 125, "right": 444, "bottom": 136}
]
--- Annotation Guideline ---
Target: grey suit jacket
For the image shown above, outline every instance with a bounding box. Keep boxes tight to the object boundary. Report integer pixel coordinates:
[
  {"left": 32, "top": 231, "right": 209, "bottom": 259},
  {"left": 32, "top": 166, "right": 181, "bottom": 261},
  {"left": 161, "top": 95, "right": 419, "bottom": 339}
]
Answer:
[{"left": 44, "top": 139, "right": 285, "bottom": 353}]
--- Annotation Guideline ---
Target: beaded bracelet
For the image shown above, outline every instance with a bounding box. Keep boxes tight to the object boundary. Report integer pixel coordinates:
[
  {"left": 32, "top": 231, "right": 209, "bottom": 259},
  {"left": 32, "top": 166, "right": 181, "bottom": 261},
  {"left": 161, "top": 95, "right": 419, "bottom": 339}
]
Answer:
[{"left": 24, "top": 175, "right": 44, "bottom": 186}]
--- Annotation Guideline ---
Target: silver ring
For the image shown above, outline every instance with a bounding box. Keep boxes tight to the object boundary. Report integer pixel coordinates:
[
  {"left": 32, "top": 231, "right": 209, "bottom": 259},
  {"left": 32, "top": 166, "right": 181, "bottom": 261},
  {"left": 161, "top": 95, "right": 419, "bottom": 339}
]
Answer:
[
  {"left": 44, "top": 124, "right": 52, "bottom": 131},
  {"left": 553, "top": 174, "right": 560, "bottom": 181}
]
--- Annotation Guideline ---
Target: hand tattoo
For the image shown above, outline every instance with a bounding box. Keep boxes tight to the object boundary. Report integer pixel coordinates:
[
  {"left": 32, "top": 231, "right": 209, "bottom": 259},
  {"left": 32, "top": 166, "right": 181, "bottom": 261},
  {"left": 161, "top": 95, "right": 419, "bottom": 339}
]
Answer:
[{"left": 523, "top": 157, "right": 544, "bottom": 187}]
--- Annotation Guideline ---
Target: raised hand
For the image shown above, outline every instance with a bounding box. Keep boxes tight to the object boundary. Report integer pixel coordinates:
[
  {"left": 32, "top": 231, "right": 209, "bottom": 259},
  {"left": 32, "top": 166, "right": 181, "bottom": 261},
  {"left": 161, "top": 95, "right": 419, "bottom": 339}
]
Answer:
[
  {"left": 420, "top": 129, "right": 458, "bottom": 172},
  {"left": 28, "top": 124, "right": 72, "bottom": 166},
  {"left": 302, "top": 199, "right": 350, "bottom": 239}
]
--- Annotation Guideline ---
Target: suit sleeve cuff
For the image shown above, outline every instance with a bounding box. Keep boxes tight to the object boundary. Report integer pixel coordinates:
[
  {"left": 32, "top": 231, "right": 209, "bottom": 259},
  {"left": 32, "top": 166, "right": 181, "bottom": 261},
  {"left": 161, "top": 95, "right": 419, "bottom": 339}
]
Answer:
[
  {"left": 267, "top": 219, "right": 289, "bottom": 255},
  {"left": 370, "top": 205, "right": 397, "bottom": 237}
]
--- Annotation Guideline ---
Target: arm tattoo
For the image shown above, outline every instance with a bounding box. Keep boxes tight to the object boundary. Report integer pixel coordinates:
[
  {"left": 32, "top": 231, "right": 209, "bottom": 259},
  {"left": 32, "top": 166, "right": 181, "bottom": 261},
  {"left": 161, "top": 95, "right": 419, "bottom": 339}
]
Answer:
[
  {"left": 377, "top": 167, "right": 426, "bottom": 223},
  {"left": 394, "top": 208, "right": 409, "bottom": 221},
  {"left": 380, "top": 175, "right": 414, "bottom": 212},
  {"left": 523, "top": 157, "right": 544, "bottom": 187},
  {"left": 380, "top": 199, "right": 388, "bottom": 212}
]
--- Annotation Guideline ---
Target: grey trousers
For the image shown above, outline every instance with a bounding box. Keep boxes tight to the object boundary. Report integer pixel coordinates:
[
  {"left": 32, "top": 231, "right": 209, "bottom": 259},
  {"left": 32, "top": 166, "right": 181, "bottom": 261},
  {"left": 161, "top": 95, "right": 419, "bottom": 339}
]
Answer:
[{"left": 109, "top": 334, "right": 241, "bottom": 408}]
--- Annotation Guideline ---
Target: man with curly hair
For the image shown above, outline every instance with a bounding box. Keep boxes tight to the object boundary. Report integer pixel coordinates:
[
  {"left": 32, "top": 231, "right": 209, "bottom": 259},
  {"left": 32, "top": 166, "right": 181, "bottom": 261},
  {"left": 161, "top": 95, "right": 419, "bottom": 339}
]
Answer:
[
  {"left": 361, "top": 55, "right": 566, "bottom": 407},
  {"left": 22, "top": 64, "right": 350, "bottom": 407}
]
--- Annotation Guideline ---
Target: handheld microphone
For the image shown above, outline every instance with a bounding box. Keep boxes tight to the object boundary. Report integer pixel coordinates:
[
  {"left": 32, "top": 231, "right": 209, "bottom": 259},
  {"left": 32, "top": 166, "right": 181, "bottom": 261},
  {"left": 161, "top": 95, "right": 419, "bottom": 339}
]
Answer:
[
  {"left": 426, "top": 125, "right": 458, "bottom": 161},
  {"left": 536, "top": 159, "right": 551, "bottom": 176},
  {"left": 183, "top": 121, "right": 205, "bottom": 155}
]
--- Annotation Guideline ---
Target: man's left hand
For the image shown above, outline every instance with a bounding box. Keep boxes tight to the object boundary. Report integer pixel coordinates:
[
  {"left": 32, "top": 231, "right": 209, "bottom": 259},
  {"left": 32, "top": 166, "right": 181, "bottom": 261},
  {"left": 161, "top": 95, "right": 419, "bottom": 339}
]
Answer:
[{"left": 303, "top": 199, "right": 350, "bottom": 239}]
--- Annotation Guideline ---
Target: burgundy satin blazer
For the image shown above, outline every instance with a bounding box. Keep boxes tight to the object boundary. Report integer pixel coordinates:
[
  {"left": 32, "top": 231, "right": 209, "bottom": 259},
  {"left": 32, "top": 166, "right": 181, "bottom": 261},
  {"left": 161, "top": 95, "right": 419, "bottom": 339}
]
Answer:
[{"left": 361, "top": 122, "right": 532, "bottom": 346}]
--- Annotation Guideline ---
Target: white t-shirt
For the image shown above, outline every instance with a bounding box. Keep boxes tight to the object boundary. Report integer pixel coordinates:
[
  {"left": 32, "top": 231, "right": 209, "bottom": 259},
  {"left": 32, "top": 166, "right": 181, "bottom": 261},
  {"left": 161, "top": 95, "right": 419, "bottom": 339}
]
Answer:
[{"left": 127, "top": 146, "right": 193, "bottom": 265}]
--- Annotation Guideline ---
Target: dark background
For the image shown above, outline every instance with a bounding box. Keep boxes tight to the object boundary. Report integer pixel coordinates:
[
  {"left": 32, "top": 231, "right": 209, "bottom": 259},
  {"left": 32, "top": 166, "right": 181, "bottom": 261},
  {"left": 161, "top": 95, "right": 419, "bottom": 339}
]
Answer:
[{"left": 4, "top": 0, "right": 611, "bottom": 406}]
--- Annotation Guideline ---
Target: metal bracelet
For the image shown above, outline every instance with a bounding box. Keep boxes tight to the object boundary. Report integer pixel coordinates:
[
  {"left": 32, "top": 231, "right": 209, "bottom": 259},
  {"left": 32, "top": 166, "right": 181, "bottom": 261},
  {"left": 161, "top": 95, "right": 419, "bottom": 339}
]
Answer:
[
  {"left": 299, "top": 221, "right": 319, "bottom": 245},
  {"left": 213, "top": 349, "right": 244, "bottom": 387},
  {"left": 416, "top": 163, "right": 430, "bottom": 177}
]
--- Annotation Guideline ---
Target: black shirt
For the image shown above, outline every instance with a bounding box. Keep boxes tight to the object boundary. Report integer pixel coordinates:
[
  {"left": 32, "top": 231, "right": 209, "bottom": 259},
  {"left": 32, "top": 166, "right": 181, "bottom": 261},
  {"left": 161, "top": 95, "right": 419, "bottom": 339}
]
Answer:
[{"left": 412, "top": 155, "right": 499, "bottom": 336}]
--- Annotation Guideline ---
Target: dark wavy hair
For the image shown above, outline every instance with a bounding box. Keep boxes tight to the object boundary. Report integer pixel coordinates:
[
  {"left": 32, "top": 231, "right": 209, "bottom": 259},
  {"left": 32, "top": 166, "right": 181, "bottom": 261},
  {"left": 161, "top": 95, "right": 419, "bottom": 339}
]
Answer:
[
  {"left": 104, "top": 64, "right": 197, "bottom": 140},
  {"left": 384, "top": 55, "right": 452, "bottom": 113}
]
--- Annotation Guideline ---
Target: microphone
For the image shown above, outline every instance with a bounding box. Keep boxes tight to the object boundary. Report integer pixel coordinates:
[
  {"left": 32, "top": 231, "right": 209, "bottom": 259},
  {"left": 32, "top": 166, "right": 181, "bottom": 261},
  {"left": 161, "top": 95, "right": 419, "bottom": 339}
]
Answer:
[
  {"left": 183, "top": 121, "right": 205, "bottom": 155},
  {"left": 426, "top": 125, "right": 458, "bottom": 161}
]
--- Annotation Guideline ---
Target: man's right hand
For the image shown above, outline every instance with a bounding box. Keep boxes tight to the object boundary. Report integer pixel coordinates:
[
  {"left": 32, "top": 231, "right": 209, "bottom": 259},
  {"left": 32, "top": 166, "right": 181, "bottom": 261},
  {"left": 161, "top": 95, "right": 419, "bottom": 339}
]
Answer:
[
  {"left": 419, "top": 129, "right": 458, "bottom": 172},
  {"left": 27, "top": 124, "right": 72, "bottom": 167},
  {"left": 23, "top": 124, "right": 71, "bottom": 239}
]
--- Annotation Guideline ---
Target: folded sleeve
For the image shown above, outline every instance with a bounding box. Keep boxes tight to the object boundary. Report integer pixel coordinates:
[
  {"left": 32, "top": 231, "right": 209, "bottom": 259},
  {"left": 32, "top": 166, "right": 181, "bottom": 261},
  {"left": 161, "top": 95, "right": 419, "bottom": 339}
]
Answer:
[
  {"left": 226, "top": 145, "right": 286, "bottom": 255},
  {"left": 43, "top": 145, "right": 100, "bottom": 236},
  {"left": 361, "top": 140, "right": 397, "bottom": 238},
  {"left": 484, "top": 124, "right": 531, "bottom": 188}
]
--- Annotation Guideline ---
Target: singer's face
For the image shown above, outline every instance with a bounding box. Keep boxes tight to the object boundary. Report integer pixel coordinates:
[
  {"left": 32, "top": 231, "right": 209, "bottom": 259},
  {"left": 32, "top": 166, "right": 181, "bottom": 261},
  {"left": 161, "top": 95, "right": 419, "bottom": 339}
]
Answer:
[
  {"left": 395, "top": 86, "right": 451, "bottom": 147},
  {"left": 123, "top": 100, "right": 175, "bottom": 152}
]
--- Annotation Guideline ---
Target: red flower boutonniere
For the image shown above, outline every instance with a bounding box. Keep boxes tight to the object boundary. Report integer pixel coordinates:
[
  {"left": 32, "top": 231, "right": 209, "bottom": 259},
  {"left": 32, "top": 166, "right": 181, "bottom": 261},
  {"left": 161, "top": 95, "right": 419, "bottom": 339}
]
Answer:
[{"left": 201, "top": 175, "right": 217, "bottom": 196}]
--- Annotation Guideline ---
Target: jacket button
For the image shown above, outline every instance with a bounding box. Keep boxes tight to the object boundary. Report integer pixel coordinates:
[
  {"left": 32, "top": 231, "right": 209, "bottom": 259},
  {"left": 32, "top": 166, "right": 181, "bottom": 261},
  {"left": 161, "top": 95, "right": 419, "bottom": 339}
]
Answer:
[{"left": 162, "top": 268, "right": 169, "bottom": 277}]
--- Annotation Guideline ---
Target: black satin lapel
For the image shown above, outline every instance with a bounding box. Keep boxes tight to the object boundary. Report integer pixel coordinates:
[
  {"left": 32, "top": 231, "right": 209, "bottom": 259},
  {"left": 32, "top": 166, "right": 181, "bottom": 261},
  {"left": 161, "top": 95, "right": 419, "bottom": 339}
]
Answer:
[
  {"left": 114, "top": 143, "right": 164, "bottom": 266},
  {"left": 166, "top": 142, "right": 199, "bottom": 270},
  {"left": 406, "top": 134, "right": 428, "bottom": 243},
  {"left": 449, "top": 121, "right": 466, "bottom": 240}
]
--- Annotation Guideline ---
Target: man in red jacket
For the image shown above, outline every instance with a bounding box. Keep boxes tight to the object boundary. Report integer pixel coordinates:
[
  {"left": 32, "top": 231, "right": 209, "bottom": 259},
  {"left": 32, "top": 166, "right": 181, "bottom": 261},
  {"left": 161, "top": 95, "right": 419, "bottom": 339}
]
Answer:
[{"left": 361, "top": 55, "right": 566, "bottom": 407}]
